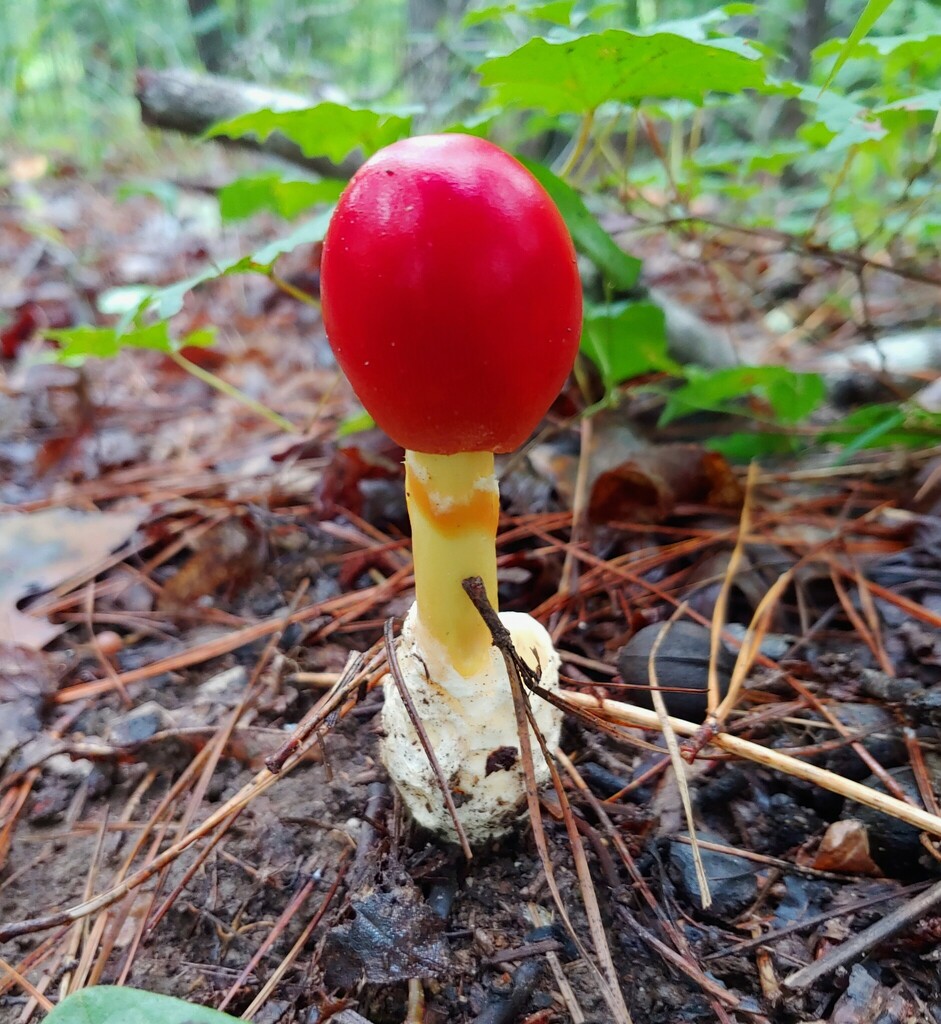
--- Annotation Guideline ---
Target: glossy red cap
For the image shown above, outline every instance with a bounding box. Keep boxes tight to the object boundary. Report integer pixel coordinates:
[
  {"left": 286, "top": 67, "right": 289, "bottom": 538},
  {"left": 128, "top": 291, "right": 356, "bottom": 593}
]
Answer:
[{"left": 320, "top": 134, "right": 582, "bottom": 454}]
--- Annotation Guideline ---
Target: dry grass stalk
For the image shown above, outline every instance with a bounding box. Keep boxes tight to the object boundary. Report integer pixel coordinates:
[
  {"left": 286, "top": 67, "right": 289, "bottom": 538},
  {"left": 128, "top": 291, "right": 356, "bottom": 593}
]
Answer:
[{"left": 560, "top": 691, "right": 941, "bottom": 839}]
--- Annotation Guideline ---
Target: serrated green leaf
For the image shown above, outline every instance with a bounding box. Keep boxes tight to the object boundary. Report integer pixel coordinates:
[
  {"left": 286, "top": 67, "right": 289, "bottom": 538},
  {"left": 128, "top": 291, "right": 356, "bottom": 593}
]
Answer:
[
  {"left": 47, "top": 324, "right": 215, "bottom": 364},
  {"left": 659, "top": 366, "right": 825, "bottom": 426},
  {"left": 581, "top": 301, "right": 676, "bottom": 391},
  {"left": 819, "top": 0, "right": 893, "bottom": 91},
  {"left": 207, "top": 103, "right": 412, "bottom": 163},
  {"left": 131, "top": 208, "right": 333, "bottom": 322},
  {"left": 478, "top": 29, "right": 771, "bottom": 114},
  {"left": 45, "top": 986, "right": 240, "bottom": 1024},
  {"left": 218, "top": 175, "right": 345, "bottom": 221},
  {"left": 520, "top": 159, "right": 641, "bottom": 290}
]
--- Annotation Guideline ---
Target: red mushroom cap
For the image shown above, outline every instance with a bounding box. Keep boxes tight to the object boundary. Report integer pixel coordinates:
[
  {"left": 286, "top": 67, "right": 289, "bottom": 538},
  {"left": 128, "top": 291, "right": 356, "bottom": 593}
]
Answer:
[{"left": 320, "top": 134, "right": 582, "bottom": 455}]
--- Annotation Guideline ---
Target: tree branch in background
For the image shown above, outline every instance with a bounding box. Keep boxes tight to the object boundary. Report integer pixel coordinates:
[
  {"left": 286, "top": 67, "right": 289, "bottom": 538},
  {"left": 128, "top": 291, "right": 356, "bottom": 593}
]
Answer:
[{"left": 135, "top": 68, "right": 361, "bottom": 179}]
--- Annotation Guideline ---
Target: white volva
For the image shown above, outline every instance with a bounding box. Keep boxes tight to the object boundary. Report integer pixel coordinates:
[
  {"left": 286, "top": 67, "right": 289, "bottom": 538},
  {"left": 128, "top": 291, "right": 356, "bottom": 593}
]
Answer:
[{"left": 381, "top": 603, "right": 563, "bottom": 843}]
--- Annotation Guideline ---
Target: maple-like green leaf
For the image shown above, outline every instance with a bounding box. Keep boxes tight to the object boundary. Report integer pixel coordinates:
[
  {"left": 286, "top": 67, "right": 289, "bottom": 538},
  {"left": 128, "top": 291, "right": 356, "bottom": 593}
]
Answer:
[
  {"left": 207, "top": 103, "right": 412, "bottom": 163},
  {"left": 478, "top": 29, "right": 772, "bottom": 114},
  {"left": 218, "top": 175, "right": 345, "bottom": 221}
]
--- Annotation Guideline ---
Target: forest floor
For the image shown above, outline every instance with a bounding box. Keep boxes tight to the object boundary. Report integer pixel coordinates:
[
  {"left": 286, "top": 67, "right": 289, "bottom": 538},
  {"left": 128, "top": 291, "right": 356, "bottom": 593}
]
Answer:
[{"left": 2, "top": 146, "right": 941, "bottom": 1024}]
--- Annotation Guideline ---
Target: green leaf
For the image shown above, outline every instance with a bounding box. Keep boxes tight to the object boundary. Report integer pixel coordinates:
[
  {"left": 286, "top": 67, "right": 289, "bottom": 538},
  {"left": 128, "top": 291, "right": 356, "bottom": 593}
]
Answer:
[
  {"left": 820, "top": 403, "right": 941, "bottom": 456},
  {"left": 133, "top": 208, "right": 333, "bottom": 322},
  {"left": 337, "top": 408, "right": 376, "bottom": 437},
  {"left": 464, "top": 0, "right": 575, "bottom": 27},
  {"left": 877, "top": 90, "right": 941, "bottom": 114},
  {"left": 707, "top": 432, "right": 803, "bottom": 462},
  {"left": 798, "top": 89, "right": 887, "bottom": 153},
  {"left": 218, "top": 175, "right": 345, "bottom": 221},
  {"left": 207, "top": 103, "right": 412, "bottom": 163},
  {"left": 46, "top": 325, "right": 215, "bottom": 364},
  {"left": 815, "top": 32, "right": 941, "bottom": 76},
  {"left": 581, "top": 301, "right": 676, "bottom": 391},
  {"left": 478, "top": 29, "right": 771, "bottom": 114},
  {"left": 643, "top": 4, "right": 756, "bottom": 42},
  {"left": 45, "top": 985, "right": 240, "bottom": 1023},
  {"left": 659, "top": 366, "right": 826, "bottom": 426},
  {"left": 819, "top": 0, "right": 893, "bottom": 91},
  {"left": 520, "top": 159, "right": 641, "bottom": 290}
]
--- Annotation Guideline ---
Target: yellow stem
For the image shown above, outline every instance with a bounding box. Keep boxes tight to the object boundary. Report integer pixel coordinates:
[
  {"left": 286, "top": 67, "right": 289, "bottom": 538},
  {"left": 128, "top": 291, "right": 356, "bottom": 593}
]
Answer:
[{"left": 405, "top": 450, "right": 499, "bottom": 677}]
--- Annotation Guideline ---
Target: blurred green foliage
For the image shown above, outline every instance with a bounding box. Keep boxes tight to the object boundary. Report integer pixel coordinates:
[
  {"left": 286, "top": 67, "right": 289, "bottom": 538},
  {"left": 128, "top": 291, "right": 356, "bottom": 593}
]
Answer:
[{"left": 11, "top": 0, "right": 941, "bottom": 459}]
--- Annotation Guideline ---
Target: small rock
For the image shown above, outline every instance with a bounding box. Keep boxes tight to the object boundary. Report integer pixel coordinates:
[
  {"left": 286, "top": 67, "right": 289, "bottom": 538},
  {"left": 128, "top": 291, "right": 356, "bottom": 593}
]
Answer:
[
  {"left": 617, "top": 622, "right": 735, "bottom": 721},
  {"left": 106, "top": 701, "right": 175, "bottom": 747},
  {"left": 668, "top": 829, "right": 758, "bottom": 917}
]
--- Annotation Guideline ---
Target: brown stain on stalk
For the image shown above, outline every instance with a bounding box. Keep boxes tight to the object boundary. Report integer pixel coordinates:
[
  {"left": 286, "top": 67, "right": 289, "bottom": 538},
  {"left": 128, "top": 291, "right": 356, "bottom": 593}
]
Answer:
[{"left": 406, "top": 472, "right": 499, "bottom": 537}]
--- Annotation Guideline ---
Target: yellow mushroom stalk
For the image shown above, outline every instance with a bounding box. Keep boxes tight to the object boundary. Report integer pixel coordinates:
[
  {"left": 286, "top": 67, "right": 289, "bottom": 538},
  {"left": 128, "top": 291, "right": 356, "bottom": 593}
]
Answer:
[{"left": 404, "top": 450, "right": 499, "bottom": 679}]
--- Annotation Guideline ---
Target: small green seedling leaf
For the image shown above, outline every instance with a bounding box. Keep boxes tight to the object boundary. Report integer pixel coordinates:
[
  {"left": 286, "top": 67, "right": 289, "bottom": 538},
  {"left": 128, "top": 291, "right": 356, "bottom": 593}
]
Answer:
[
  {"left": 818, "top": 0, "right": 893, "bottom": 91},
  {"left": 581, "top": 302, "right": 676, "bottom": 391},
  {"left": 207, "top": 103, "right": 412, "bottom": 163},
  {"left": 45, "top": 985, "right": 241, "bottom": 1023},
  {"left": 46, "top": 325, "right": 215, "bottom": 364},
  {"left": 479, "top": 29, "right": 771, "bottom": 114},
  {"left": 218, "top": 174, "right": 345, "bottom": 221},
  {"left": 521, "top": 159, "right": 641, "bottom": 290}
]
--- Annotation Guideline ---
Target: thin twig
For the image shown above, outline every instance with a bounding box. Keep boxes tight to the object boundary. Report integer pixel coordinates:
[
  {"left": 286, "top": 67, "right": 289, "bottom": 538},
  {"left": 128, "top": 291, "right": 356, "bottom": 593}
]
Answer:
[
  {"left": 382, "top": 618, "right": 473, "bottom": 862},
  {"left": 783, "top": 877, "right": 941, "bottom": 991},
  {"left": 561, "top": 692, "right": 941, "bottom": 840}
]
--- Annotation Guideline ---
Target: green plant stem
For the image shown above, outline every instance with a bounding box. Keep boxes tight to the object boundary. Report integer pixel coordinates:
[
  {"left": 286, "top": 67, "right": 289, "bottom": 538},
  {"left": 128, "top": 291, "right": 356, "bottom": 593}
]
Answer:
[
  {"left": 808, "top": 143, "right": 858, "bottom": 240},
  {"left": 269, "top": 272, "right": 320, "bottom": 307},
  {"left": 169, "top": 351, "right": 299, "bottom": 434},
  {"left": 560, "top": 109, "right": 596, "bottom": 181}
]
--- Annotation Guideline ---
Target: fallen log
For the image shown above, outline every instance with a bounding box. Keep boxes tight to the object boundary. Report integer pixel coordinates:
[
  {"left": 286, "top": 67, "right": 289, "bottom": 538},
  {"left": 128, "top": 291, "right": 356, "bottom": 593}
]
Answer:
[{"left": 135, "top": 67, "right": 360, "bottom": 179}]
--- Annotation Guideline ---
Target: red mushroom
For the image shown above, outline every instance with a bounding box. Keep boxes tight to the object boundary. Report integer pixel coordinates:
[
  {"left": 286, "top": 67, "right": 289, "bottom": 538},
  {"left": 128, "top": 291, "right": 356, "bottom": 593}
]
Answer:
[{"left": 322, "top": 133, "right": 581, "bottom": 676}]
